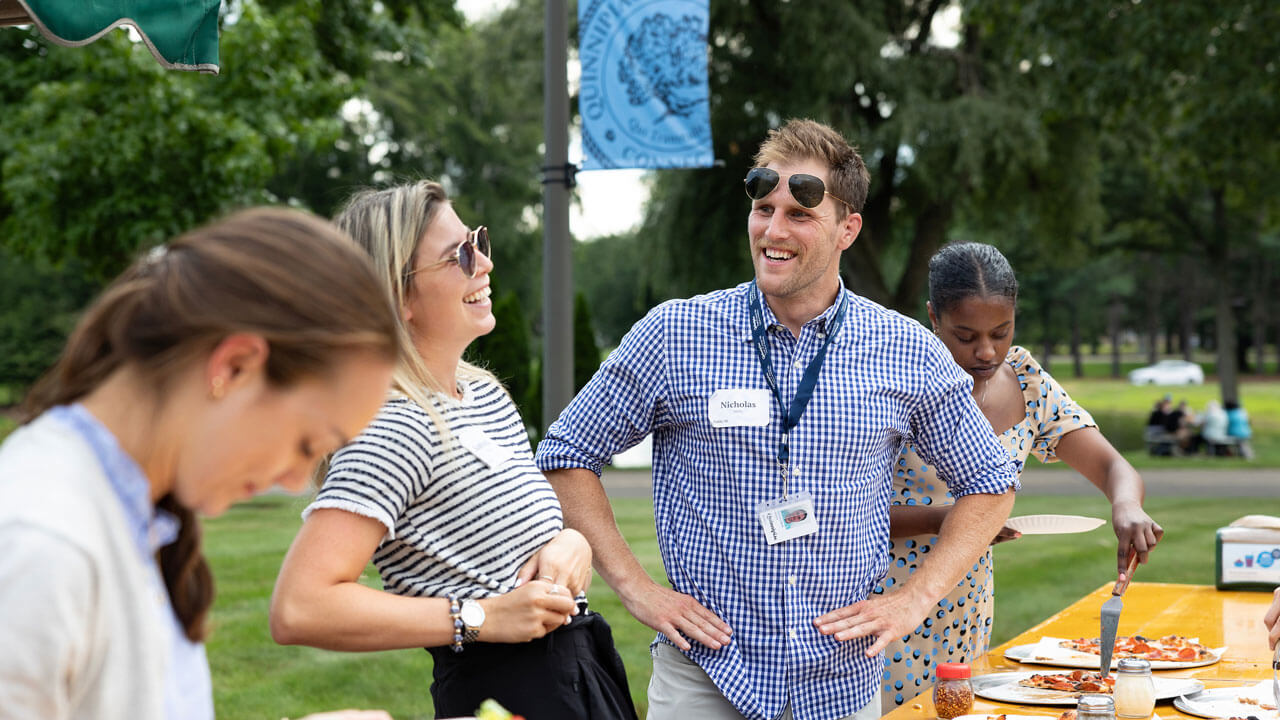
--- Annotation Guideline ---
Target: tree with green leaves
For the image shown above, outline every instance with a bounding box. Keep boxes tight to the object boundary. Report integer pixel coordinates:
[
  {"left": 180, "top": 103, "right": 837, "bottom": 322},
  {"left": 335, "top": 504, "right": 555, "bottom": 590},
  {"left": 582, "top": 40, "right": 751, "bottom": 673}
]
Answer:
[
  {"left": 0, "top": 0, "right": 462, "bottom": 394},
  {"left": 972, "top": 0, "right": 1280, "bottom": 403},
  {"left": 467, "top": 290, "right": 538, "bottom": 426},
  {"left": 573, "top": 291, "right": 602, "bottom": 392},
  {"left": 633, "top": 1, "right": 1058, "bottom": 315},
  {"left": 1, "top": 0, "right": 460, "bottom": 278}
]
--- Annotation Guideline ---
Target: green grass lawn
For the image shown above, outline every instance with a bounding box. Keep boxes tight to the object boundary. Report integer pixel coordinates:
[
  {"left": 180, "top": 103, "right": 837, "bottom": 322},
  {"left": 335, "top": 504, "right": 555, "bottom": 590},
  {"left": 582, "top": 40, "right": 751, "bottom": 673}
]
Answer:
[{"left": 205, "top": 493, "right": 1280, "bottom": 719}]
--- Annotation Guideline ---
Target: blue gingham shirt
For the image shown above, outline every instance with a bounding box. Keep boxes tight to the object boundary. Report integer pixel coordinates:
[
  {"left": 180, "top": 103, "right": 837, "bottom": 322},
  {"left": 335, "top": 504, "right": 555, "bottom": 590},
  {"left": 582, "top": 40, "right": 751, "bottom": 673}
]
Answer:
[{"left": 536, "top": 281, "right": 1020, "bottom": 720}]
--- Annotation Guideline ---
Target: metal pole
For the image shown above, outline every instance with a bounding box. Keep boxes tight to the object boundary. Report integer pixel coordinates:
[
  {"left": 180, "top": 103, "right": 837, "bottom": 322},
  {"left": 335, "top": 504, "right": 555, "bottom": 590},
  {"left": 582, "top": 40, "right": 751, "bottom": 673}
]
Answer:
[{"left": 542, "top": 0, "right": 573, "bottom": 431}]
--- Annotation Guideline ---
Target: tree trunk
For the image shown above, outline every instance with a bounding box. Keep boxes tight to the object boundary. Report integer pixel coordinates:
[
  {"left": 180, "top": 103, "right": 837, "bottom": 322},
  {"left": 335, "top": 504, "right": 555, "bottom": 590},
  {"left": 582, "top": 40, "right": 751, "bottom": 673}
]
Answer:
[
  {"left": 1253, "top": 256, "right": 1268, "bottom": 376},
  {"left": 842, "top": 147, "right": 898, "bottom": 308},
  {"left": 1145, "top": 308, "right": 1158, "bottom": 365},
  {"left": 1109, "top": 295, "right": 1123, "bottom": 379},
  {"left": 1274, "top": 316, "right": 1280, "bottom": 376},
  {"left": 1041, "top": 282, "right": 1053, "bottom": 373},
  {"left": 1071, "top": 304, "right": 1084, "bottom": 378},
  {"left": 890, "top": 200, "right": 954, "bottom": 314},
  {"left": 1209, "top": 188, "right": 1239, "bottom": 404},
  {"left": 1178, "top": 297, "right": 1194, "bottom": 361}
]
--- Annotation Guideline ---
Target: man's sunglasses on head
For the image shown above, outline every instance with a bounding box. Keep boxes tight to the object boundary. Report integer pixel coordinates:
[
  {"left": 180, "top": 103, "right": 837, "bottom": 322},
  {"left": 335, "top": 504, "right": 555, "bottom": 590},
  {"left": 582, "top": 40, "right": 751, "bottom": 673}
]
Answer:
[
  {"left": 744, "top": 167, "right": 852, "bottom": 211},
  {"left": 406, "top": 226, "right": 491, "bottom": 280}
]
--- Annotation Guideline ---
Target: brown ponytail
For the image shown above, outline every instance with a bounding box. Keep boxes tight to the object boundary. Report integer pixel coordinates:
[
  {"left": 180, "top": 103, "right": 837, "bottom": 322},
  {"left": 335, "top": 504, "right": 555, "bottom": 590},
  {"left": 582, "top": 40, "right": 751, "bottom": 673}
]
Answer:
[
  {"left": 20, "top": 208, "right": 400, "bottom": 641},
  {"left": 156, "top": 495, "right": 214, "bottom": 641}
]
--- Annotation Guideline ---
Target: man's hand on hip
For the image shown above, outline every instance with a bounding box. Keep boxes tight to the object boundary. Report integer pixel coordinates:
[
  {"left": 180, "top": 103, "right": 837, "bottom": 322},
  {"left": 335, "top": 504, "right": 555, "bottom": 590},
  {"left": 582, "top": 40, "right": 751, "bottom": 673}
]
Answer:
[
  {"left": 812, "top": 591, "right": 932, "bottom": 656},
  {"left": 622, "top": 579, "right": 733, "bottom": 651}
]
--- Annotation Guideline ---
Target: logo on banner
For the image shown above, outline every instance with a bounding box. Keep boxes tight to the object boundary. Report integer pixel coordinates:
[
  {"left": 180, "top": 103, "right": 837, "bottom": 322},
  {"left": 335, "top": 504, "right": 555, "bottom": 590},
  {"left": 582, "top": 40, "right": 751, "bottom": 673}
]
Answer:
[{"left": 579, "top": 0, "right": 713, "bottom": 170}]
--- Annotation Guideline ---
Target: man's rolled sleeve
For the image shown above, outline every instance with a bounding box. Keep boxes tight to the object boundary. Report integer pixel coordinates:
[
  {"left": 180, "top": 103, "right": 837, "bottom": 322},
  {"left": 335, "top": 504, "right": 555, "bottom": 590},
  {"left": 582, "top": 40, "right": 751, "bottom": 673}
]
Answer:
[
  {"left": 910, "top": 349, "right": 1022, "bottom": 498},
  {"left": 537, "top": 304, "right": 670, "bottom": 474}
]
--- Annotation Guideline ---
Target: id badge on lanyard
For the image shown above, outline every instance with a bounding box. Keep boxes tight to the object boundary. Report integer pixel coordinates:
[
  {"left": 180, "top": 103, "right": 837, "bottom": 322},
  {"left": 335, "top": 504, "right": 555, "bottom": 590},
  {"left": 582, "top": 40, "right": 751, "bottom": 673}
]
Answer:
[
  {"left": 755, "top": 491, "right": 819, "bottom": 545},
  {"left": 746, "top": 281, "right": 845, "bottom": 546}
]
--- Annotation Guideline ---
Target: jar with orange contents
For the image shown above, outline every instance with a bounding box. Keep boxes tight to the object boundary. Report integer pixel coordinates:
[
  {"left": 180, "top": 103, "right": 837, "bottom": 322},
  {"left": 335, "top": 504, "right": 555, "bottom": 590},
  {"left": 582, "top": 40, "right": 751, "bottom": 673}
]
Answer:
[{"left": 933, "top": 663, "right": 973, "bottom": 719}]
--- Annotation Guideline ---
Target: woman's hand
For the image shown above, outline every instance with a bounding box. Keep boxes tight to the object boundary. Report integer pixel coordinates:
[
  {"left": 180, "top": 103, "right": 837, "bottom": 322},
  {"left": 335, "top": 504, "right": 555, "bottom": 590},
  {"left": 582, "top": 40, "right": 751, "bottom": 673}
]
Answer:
[
  {"left": 478, "top": 580, "right": 580, "bottom": 642},
  {"left": 515, "top": 528, "right": 592, "bottom": 597},
  {"left": 1111, "top": 500, "right": 1164, "bottom": 571},
  {"left": 1264, "top": 586, "right": 1280, "bottom": 650},
  {"left": 991, "top": 525, "right": 1022, "bottom": 545}
]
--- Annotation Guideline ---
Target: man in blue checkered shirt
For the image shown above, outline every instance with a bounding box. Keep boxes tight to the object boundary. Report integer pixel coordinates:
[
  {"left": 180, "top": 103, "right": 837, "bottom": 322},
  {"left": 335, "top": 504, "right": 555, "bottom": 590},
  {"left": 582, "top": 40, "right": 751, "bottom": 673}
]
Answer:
[{"left": 536, "top": 119, "right": 1020, "bottom": 720}]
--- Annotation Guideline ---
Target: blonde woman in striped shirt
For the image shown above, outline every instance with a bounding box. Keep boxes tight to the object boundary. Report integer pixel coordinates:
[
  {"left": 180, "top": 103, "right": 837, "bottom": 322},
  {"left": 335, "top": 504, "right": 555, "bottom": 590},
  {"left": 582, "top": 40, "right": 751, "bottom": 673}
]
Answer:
[{"left": 270, "top": 181, "right": 637, "bottom": 720}]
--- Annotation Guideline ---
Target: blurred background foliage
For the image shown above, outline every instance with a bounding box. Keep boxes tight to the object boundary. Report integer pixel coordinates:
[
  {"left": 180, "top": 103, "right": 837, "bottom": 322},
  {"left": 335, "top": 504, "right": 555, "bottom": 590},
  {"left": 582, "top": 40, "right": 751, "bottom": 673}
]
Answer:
[{"left": 1, "top": 0, "right": 1277, "bottom": 426}]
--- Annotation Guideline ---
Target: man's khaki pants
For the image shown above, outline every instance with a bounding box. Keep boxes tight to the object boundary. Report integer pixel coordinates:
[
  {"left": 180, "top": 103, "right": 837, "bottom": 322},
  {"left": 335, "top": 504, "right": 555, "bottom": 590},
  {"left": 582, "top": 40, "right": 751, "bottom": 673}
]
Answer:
[{"left": 646, "top": 642, "right": 879, "bottom": 720}]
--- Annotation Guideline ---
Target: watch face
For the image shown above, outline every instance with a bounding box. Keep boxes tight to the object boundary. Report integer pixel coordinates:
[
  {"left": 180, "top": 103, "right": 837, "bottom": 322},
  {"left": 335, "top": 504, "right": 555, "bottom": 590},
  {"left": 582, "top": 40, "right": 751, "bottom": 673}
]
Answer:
[{"left": 460, "top": 600, "right": 485, "bottom": 627}]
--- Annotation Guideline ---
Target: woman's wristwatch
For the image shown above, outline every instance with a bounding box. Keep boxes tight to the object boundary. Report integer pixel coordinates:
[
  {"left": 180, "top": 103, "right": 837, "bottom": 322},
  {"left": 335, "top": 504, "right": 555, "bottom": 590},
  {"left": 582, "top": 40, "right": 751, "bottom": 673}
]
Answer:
[
  {"left": 447, "top": 594, "right": 486, "bottom": 652},
  {"left": 459, "top": 599, "right": 485, "bottom": 643}
]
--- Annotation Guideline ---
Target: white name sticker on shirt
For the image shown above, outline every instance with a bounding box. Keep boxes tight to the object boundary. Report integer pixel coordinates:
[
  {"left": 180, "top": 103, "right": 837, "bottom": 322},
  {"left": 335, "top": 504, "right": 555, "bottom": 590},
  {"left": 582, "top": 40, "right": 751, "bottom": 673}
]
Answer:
[
  {"left": 456, "top": 427, "right": 513, "bottom": 469},
  {"left": 708, "top": 389, "right": 771, "bottom": 428},
  {"left": 754, "top": 492, "right": 819, "bottom": 545}
]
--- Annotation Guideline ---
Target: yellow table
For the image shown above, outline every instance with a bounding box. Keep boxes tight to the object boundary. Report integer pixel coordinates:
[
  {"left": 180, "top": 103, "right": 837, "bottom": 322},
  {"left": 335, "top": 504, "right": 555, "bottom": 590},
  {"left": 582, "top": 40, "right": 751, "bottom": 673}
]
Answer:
[{"left": 882, "top": 582, "right": 1276, "bottom": 719}]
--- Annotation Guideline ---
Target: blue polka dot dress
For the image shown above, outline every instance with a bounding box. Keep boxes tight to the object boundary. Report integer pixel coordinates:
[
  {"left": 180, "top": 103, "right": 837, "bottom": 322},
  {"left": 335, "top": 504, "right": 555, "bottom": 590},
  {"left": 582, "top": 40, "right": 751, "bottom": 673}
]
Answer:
[{"left": 876, "top": 346, "right": 1096, "bottom": 713}]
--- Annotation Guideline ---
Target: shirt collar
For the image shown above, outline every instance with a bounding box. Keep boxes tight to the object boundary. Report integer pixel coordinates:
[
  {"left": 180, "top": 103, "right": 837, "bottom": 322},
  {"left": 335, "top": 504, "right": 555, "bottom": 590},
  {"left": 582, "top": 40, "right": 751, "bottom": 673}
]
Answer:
[
  {"left": 48, "top": 404, "right": 181, "bottom": 556},
  {"left": 742, "top": 277, "right": 851, "bottom": 343}
]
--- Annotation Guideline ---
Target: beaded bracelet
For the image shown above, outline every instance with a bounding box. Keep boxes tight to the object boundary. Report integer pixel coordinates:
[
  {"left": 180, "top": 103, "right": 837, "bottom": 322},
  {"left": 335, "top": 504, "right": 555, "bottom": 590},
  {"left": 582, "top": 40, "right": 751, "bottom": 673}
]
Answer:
[{"left": 447, "top": 593, "right": 464, "bottom": 653}]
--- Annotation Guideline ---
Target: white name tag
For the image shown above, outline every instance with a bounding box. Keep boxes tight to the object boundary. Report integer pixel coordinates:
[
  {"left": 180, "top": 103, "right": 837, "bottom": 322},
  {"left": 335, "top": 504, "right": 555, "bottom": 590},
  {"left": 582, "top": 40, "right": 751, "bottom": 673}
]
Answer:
[
  {"left": 754, "top": 492, "right": 819, "bottom": 545},
  {"left": 708, "top": 389, "right": 771, "bottom": 428},
  {"left": 456, "top": 427, "right": 513, "bottom": 469}
]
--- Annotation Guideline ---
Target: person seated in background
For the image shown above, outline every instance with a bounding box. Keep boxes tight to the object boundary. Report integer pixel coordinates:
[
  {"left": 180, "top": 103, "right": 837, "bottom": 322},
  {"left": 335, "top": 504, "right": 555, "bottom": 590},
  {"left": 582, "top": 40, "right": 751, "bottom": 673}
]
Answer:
[
  {"left": 1143, "top": 396, "right": 1176, "bottom": 456},
  {"left": 1198, "top": 400, "right": 1230, "bottom": 455},
  {"left": 1146, "top": 396, "right": 1172, "bottom": 429},
  {"left": 1163, "top": 400, "right": 1190, "bottom": 451},
  {"left": 1224, "top": 400, "right": 1255, "bottom": 460}
]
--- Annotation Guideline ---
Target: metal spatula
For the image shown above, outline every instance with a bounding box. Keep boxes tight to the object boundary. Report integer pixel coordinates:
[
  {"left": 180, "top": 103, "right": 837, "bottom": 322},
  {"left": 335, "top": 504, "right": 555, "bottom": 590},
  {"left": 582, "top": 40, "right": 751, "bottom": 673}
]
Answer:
[{"left": 1099, "top": 550, "right": 1140, "bottom": 679}]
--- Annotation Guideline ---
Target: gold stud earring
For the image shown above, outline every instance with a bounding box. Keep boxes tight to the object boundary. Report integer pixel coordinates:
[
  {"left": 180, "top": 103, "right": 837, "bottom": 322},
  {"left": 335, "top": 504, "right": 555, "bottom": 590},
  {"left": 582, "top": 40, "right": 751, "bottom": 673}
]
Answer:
[{"left": 210, "top": 376, "right": 226, "bottom": 400}]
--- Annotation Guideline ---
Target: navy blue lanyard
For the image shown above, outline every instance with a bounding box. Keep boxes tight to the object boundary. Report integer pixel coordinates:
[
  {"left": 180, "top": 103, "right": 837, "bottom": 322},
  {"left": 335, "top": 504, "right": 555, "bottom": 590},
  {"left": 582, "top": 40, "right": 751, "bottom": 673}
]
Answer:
[{"left": 748, "top": 281, "right": 846, "bottom": 494}]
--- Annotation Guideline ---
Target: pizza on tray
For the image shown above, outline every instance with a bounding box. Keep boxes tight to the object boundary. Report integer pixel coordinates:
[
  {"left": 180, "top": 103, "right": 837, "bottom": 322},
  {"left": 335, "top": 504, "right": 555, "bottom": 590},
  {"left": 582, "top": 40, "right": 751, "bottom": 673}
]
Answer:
[
  {"left": 1018, "top": 670, "right": 1116, "bottom": 694},
  {"left": 1058, "top": 634, "right": 1215, "bottom": 662}
]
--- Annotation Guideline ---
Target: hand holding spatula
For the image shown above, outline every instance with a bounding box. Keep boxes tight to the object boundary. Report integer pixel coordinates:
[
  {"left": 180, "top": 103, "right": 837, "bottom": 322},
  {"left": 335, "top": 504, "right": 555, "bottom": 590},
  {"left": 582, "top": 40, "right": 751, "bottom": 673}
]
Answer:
[{"left": 1099, "top": 549, "right": 1140, "bottom": 679}]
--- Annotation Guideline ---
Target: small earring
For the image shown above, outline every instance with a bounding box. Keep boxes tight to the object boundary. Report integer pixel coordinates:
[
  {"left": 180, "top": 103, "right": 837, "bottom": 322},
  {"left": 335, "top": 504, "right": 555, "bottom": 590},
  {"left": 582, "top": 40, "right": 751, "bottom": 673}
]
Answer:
[
  {"left": 932, "top": 328, "right": 940, "bottom": 336},
  {"left": 210, "top": 376, "right": 226, "bottom": 400}
]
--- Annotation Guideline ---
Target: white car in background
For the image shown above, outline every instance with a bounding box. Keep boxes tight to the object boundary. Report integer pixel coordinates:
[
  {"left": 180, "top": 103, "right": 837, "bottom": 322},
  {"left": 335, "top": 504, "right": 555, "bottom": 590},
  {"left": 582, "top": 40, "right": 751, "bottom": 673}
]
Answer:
[{"left": 1128, "top": 359, "right": 1205, "bottom": 385}]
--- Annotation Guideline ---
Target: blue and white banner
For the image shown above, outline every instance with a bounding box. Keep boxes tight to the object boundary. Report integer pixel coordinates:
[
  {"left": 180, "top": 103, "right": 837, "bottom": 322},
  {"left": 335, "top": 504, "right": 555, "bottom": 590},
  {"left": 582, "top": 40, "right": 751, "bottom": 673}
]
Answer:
[{"left": 578, "top": 0, "right": 714, "bottom": 171}]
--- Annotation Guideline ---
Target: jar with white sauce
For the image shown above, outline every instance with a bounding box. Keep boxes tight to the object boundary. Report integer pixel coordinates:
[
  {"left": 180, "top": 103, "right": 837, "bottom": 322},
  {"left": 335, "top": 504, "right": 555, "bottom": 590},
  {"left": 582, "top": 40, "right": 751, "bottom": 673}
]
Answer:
[{"left": 1113, "top": 658, "right": 1156, "bottom": 718}]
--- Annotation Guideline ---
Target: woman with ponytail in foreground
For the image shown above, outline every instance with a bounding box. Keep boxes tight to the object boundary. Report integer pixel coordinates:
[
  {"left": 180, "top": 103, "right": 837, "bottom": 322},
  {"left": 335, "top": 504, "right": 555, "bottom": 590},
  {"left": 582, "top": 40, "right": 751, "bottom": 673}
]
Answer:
[{"left": 0, "top": 208, "right": 400, "bottom": 720}]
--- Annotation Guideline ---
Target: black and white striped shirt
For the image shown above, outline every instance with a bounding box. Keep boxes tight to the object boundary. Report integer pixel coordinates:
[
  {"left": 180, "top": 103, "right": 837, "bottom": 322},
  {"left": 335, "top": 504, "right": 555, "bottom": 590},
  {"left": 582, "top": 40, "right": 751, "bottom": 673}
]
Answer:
[{"left": 306, "top": 378, "right": 563, "bottom": 599}]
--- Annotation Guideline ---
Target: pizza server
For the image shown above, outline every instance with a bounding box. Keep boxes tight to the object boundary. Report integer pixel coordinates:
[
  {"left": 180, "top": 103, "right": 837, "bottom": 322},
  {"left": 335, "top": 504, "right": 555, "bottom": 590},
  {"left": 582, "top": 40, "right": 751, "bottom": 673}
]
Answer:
[{"left": 1099, "top": 549, "right": 1140, "bottom": 679}]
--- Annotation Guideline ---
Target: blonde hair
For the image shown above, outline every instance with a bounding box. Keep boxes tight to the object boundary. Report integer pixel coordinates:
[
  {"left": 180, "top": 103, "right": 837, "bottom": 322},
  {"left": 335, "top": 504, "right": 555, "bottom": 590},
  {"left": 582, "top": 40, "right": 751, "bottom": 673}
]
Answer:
[
  {"left": 333, "top": 180, "right": 498, "bottom": 419},
  {"left": 21, "top": 207, "right": 401, "bottom": 642},
  {"left": 754, "top": 118, "right": 871, "bottom": 217}
]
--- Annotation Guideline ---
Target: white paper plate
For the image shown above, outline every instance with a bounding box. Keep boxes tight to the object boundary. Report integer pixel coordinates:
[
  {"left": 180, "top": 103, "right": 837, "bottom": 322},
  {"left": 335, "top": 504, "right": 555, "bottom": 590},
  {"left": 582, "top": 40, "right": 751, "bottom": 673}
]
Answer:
[
  {"left": 1174, "top": 684, "right": 1279, "bottom": 719},
  {"left": 1005, "top": 514, "right": 1106, "bottom": 535},
  {"left": 1004, "top": 643, "right": 1224, "bottom": 670},
  {"left": 972, "top": 671, "right": 1203, "bottom": 706}
]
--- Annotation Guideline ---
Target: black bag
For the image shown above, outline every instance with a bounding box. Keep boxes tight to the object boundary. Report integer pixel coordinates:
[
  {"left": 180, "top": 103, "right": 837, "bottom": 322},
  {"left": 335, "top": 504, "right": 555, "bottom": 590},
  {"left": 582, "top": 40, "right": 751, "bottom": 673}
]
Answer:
[{"left": 427, "top": 609, "right": 639, "bottom": 720}]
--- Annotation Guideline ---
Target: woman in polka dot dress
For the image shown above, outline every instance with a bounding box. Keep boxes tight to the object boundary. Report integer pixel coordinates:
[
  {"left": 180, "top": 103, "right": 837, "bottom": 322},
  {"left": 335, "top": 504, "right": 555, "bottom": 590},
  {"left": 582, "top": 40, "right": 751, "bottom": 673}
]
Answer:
[{"left": 877, "top": 243, "right": 1165, "bottom": 713}]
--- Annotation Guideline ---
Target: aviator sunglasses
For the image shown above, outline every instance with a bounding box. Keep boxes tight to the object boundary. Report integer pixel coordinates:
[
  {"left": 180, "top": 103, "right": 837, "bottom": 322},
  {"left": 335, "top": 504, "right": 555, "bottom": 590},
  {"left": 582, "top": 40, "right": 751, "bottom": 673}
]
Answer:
[
  {"left": 405, "top": 226, "right": 491, "bottom": 280},
  {"left": 744, "top": 167, "right": 853, "bottom": 210}
]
